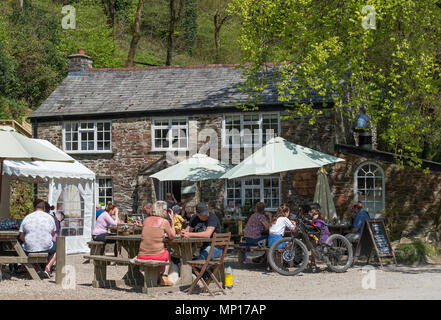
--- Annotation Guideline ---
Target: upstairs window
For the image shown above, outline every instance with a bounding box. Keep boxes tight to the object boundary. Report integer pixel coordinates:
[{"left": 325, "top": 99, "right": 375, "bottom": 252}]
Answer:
[
  {"left": 64, "top": 121, "right": 111, "bottom": 152},
  {"left": 152, "top": 118, "right": 188, "bottom": 151},
  {"left": 222, "top": 113, "right": 280, "bottom": 148}
]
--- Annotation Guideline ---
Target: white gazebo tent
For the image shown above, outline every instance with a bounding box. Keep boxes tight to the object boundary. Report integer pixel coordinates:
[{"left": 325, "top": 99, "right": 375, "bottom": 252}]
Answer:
[{"left": 1, "top": 139, "right": 96, "bottom": 254}]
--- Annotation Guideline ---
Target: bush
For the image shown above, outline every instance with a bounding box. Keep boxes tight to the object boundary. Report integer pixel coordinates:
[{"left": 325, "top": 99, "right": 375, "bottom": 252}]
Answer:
[{"left": 396, "top": 240, "right": 439, "bottom": 265}]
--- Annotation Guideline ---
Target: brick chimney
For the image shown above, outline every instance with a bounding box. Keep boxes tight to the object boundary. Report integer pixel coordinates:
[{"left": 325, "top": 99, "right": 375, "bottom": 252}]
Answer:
[{"left": 67, "top": 49, "right": 93, "bottom": 73}]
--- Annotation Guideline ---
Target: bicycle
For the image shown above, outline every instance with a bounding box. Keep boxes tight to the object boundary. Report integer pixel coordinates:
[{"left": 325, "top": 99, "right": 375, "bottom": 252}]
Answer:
[{"left": 268, "top": 217, "right": 353, "bottom": 276}]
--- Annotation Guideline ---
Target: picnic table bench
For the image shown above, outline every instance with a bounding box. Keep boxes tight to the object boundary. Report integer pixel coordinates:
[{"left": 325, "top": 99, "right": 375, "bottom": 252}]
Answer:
[
  {"left": 0, "top": 231, "right": 48, "bottom": 280},
  {"left": 233, "top": 243, "right": 269, "bottom": 265},
  {"left": 84, "top": 254, "right": 170, "bottom": 294}
]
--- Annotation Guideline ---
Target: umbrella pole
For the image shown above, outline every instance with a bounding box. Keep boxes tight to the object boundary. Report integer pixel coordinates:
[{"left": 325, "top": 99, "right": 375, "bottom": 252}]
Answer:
[
  {"left": 280, "top": 172, "right": 286, "bottom": 204},
  {"left": 0, "top": 158, "right": 3, "bottom": 204}
]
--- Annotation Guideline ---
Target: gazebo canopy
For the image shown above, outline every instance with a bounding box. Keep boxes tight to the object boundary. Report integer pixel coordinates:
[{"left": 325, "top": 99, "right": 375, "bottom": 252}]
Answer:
[{"left": 3, "top": 139, "right": 95, "bottom": 181}]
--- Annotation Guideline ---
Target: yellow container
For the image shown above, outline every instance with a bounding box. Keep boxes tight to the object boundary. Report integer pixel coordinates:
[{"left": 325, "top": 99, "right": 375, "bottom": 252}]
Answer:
[{"left": 225, "top": 265, "right": 233, "bottom": 288}]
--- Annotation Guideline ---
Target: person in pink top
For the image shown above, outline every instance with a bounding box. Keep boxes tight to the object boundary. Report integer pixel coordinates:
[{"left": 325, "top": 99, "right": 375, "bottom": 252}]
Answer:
[{"left": 92, "top": 201, "right": 120, "bottom": 256}]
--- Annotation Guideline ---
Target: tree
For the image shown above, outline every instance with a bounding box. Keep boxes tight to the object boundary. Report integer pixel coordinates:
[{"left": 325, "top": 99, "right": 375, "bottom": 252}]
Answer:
[
  {"left": 200, "top": 0, "right": 232, "bottom": 63},
  {"left": 166, "top": 0, "right": 184, "bottom": 65},
  {"left": 125, "top": 0, "right": 145, "bottom": 67},
  {"left": 183, "top": 0, "right": 198, "bottom": 56},
  {"left": 230, "top": 0, "right": 441, "bottom": 168}
]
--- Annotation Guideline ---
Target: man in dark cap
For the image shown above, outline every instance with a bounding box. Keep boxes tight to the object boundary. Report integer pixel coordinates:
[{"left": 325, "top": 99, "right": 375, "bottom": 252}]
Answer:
[{"left": 181, "top": 202, "right": 223, "bottom": 260}]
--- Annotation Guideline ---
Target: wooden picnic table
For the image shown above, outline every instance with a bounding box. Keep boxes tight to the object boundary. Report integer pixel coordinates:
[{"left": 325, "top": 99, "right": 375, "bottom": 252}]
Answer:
[
  {"left": 222, "top": 216, "right": 247, "bottom": 236},
  {"left": 0, "top": 231, "right": 48, "bottom": 280},
  {"left": 105, "top": 234, "right": 211, "bottom": 286}
]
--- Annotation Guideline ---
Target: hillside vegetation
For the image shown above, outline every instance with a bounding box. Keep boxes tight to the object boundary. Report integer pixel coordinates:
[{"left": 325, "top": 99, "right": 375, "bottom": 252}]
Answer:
[{"left": 0, "top": 0, "right": 241, "bottom": 121}]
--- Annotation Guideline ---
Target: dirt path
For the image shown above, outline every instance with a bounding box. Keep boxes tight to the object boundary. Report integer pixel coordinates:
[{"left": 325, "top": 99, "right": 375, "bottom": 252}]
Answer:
[{"left": 1, "top": 253, "right": 441, "bottom": 300}]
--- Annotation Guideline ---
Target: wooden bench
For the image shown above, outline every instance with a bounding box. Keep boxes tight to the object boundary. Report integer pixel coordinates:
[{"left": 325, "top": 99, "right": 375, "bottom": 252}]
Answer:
[
  {"left": 0, "top": 253, "right": 48, "bottom": 264},
  {"left": 131, "top": 259, "right": 170, "bottom": 294},
  {"left": 233, "top": 244, "right": 268, "bottom": 265},
  {"left": 84, "top": 255, "right": 170, "bottom": 294},
  {"left": 87, "top": 241, "right": 106, "bottom": 255}
]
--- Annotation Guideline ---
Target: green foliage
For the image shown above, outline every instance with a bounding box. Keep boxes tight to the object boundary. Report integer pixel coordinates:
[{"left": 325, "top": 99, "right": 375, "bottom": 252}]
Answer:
[
  {"left": 58, "top": 0, "right": 126, "bottom": 68},
  {"left": 183, "top": 0, "right": 198, "bottom": 55},
  {"left": 230, "top": 0, "right": 441, "bottom": 166},
  {"left": 396, "top": 240, "right": 439, "bottom": 264},
  {"left": 9, "top": 181, "right": 34, "bottom": 219}
]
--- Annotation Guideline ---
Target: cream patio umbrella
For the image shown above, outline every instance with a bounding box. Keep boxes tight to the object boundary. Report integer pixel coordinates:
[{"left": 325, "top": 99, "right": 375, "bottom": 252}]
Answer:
[
  {"left": 221, "top": 137, "right": 345, "bottom": 203},
  {"left": 313, "top": 167, "right": 337, "bottom": 220},
  {"left": 0, "top": 126, "right": 74, "bottom": 202},
  {"left": 150, "top": 153, "right": 233, "bottom": 201}
]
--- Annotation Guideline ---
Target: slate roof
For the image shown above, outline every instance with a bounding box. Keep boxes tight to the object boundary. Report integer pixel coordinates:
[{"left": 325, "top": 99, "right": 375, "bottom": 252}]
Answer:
[{"left": 30, "top": 64, "right": 330, "bottom": 120}]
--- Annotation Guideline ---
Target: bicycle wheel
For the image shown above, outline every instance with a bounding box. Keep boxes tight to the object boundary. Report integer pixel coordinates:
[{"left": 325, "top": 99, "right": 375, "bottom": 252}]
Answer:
[
  {"left": 324, "top": 234, "right": 353, "bottom": 273},
  {"left": 268, "top": 237, "right": 309, "bottom": 276}
]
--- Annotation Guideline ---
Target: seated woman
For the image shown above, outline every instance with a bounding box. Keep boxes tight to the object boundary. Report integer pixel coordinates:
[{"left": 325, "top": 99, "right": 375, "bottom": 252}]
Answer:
[
  {"left": 268, "top": 205, "right": 296, "bottom": 249},
  {"left": 92, "top": 201, "right": 120, "bottom": 256},
  {"left": 136, "top": 200, "right": 175, "bottom": 286},
  {"left": 243, "top": 202, "right": 269, "bottom": 246}
]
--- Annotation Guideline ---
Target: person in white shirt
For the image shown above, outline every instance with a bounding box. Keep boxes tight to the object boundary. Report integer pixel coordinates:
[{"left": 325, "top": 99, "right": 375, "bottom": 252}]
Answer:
[
  {"left": 268, "top": 205, "right": 296, "bottom": 248},
  {"left": 19, "top": 199, "right": 57, "bottom": 278}
]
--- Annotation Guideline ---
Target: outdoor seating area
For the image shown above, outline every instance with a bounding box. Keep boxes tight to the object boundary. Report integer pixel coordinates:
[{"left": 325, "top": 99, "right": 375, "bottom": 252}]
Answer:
[{"left": 0, "top": 125, "right": 401, "bottom": 297}]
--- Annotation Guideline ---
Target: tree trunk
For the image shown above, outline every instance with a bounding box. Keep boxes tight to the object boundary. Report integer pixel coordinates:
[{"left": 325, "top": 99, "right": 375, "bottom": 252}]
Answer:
[
  {"left": 166, "top": 0, "right": 184, "bottom": 66},
  {"left": 125, "top": 0, "right": 145, "bottom": 67},
  {"left": 213, "top": 12, "right": 229, "bottom": 64},
  {"left": 101, "top": 0, "right": 116, "bottom": 28},
  {"left": 166, "top": 0, "right": 176, "bottom": 66},
  {"left": 214, "top": 14, "right": 221, "bottom": 64}
]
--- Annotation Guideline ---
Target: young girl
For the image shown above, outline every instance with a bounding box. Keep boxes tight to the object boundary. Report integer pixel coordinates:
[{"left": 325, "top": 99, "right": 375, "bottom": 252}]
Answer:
[{"left": 268, "top": 205, "right": 296, "bottom": 248}]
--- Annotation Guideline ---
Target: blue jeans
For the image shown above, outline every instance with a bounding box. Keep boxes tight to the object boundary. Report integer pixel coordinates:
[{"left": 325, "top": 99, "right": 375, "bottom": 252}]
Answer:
[
  {"left": 268, "top": 235, "right": 285, "bottom": 249},
  {"left": 196, "top": 245, "right": 223, "bottom": 261},
  {"left": 244, "top": 235, "right": 268, "bottom": 246},
  {"left": 24, "top": 241, "right": 56, "bottom": 255}
]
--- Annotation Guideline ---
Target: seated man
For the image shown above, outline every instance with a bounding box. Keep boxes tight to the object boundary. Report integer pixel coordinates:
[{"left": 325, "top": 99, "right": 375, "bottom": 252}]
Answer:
[
  {"left": 181, "top": 202, "right": 223, "bottom": 261},
  {"left": 345, "top": 201, "right": 370, "bottom": 244},
  {"left": 19, "top": 199, "right": 57, "bottom": 278},
  {"left": 95, "top": 203, "right": 105, "bottom": 220}
]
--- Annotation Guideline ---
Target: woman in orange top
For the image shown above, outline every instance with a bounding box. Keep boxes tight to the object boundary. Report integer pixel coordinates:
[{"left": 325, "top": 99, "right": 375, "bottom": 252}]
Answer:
[{"left": 136, "top": 201, "right": 175, "bottom": 286}]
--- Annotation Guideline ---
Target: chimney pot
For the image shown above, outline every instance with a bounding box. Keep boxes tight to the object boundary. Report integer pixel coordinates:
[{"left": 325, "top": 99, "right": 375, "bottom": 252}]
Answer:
[{"left": 67, "top": 50, "right": 93, "bottom": 74}]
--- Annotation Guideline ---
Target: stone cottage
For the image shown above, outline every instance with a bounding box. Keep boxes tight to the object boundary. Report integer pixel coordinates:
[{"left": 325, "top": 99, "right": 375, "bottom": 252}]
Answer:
[{"left": 29, "top": 52, "right": 441, "bottom": 239}]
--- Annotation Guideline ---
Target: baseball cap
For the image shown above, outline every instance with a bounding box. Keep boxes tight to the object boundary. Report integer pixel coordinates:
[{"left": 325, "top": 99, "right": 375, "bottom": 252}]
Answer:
[
  {"left": 172, "top": 205, "right": 182, "bottom": 212},
  {"left": 196, "top": 203, "right": 209, "bottom": 216}
]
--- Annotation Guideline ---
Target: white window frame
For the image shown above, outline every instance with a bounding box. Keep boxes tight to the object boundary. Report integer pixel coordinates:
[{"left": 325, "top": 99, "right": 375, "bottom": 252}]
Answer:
[
  {"left": 97, "top": 177, "right": 113, "bottom": 206},
  {"left": 221, "top": 112, "right": 281, "bottom": 148},
  {"left": 224, "top": 176, "right": 282, "bottom": 211},
  {"left": 354, "top": 161, "right": 386, "bottom": 217},
  {"left": 62, "top": 121, "right": 112, "bottom": 154},
  {"left": 151, "top": 117, "right": 189, "bottom": 151}
]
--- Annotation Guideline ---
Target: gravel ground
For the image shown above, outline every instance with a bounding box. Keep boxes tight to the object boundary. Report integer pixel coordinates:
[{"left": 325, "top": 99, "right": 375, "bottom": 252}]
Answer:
[{"left": 1, "top": 251, "right": 441, "bottom": 300}]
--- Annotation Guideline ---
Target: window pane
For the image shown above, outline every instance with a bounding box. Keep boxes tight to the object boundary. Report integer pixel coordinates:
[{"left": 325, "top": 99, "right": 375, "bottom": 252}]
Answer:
[{"left": 104, "top": 122, "right": 111, "bottom": 131}]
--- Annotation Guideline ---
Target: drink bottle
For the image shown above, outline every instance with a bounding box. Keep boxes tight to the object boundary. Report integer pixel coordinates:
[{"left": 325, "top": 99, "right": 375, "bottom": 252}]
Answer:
[{"left": 224, "top": 265, "right": 233, "bottom": 289}]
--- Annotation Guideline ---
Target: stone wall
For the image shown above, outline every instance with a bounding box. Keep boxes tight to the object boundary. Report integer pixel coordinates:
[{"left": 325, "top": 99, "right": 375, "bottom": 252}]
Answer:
[
  {"left": 329, "top": 153, "right": 441, "bottom": 238},
  {"left": 35, "top": 109, "right": 343, "bottom": 216}
]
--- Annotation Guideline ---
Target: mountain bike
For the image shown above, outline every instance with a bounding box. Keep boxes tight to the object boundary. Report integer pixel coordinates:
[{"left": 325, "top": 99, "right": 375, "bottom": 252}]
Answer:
[{"left": 268, "top": 217, "right": 353, "bottom": 276}]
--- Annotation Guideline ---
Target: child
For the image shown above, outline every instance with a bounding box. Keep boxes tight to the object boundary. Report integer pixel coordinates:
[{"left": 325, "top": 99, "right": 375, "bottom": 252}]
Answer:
[
  {"left": 268, "top": 205, "right": 296, "bottom": 249},
  {"left": 172, "top": 205, "right": 185, "bottom": 236}
]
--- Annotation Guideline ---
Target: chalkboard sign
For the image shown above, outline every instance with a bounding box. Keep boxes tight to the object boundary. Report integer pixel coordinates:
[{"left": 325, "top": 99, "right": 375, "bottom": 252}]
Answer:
[{"left": 355, "top": 219, "right": 397, "bottom": 267}]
